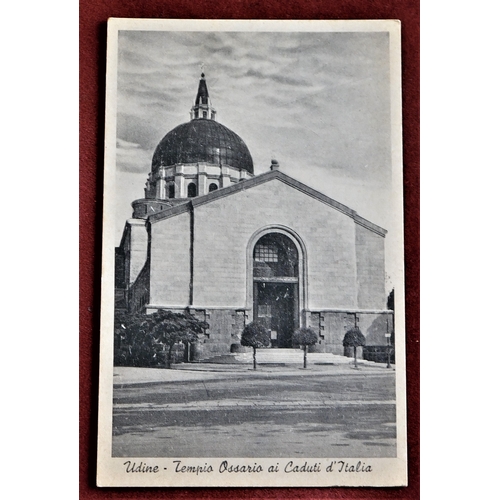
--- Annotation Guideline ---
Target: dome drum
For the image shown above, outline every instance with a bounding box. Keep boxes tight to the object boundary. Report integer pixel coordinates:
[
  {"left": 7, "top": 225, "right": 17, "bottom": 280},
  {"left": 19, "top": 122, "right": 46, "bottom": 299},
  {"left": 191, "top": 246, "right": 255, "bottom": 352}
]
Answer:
[{"left": 144, "top": 161, "right": 252, "bottom": 200}]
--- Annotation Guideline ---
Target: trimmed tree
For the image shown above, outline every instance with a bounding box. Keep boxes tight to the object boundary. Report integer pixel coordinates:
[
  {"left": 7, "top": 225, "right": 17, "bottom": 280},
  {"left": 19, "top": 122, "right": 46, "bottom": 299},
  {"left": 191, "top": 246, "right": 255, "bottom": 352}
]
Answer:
[
  {"left": 292, "top": 327, "right": 318, "bottom": 369},
  {"left": 151, "top": 310, "right": 209, "bottom": 368},
  {"left": 240, "top": 322, "right": 270, "bottom": 370},
  {"left": 343, "top": 326, "right": 366, "bottom": 368},
  {"left": 114, "top": 312, "right": 159, "bottom": 367}
]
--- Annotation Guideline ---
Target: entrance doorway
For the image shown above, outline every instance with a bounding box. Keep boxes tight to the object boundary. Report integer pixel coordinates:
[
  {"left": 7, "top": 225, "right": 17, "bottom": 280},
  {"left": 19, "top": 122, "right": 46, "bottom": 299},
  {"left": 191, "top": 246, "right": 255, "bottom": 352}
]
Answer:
[
  {"left": 254, "top": 282, "right": 297, "bottom": 347},
  {"left": 252, "top": 233, "right": 300, "bottom": 348}
]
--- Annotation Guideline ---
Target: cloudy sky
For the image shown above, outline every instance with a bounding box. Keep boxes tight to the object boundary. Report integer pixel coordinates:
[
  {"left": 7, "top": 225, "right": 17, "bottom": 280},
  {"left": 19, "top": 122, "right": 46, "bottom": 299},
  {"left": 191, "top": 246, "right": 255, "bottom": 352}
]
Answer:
[{"left": 113, "top": 27, "right": 400, "bottom": 288}]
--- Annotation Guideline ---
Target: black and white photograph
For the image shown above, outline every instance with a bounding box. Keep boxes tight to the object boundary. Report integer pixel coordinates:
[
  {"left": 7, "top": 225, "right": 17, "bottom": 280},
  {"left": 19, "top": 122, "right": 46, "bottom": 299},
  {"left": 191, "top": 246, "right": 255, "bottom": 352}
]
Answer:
[{"left": 97, "top": 18, "right": 407, "bottom": 487}]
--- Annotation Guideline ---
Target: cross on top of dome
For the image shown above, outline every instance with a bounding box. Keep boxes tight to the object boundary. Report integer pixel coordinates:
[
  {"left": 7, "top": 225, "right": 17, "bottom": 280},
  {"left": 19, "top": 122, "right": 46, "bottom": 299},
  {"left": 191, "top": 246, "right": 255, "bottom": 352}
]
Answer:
[{"left": 190, "top": 72, "right": 217, "bottom": 121}]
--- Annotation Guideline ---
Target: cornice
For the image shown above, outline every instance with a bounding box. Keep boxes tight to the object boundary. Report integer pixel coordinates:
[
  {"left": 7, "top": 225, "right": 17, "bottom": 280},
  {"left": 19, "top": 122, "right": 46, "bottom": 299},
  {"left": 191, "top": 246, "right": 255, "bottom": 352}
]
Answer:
[{"left": 148, "top": 169, "right": 387, "bottom": 237}]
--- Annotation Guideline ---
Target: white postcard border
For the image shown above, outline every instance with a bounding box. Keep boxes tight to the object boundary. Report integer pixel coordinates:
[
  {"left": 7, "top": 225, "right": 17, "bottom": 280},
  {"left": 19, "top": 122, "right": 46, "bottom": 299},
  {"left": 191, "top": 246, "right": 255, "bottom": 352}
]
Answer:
[{"left": 97, "top": 17, "right": 407, "bottom": 488}]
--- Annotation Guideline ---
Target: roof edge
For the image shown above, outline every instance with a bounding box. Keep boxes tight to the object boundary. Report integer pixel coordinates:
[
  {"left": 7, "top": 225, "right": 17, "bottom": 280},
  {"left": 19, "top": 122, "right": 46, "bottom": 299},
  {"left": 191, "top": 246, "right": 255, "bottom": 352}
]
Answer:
[
  {"left": 147, "top": 169, "right": 387, "bottom": 236},
  {"left": 148, "top": 201, "right": 191, "bottom": 223}
]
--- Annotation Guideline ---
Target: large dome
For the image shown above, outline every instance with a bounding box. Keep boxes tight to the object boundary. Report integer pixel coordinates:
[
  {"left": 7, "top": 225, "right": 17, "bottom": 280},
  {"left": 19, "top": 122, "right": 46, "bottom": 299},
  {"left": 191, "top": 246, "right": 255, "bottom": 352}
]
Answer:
[{"left": 151, "top": 118, "right": 254, "bottom": 174}]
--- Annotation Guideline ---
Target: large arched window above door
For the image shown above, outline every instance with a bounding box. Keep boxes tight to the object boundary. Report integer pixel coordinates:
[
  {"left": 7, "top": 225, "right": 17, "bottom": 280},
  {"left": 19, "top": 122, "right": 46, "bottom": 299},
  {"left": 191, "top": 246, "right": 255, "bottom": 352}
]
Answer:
[{"left": 253, "top": 233, "right": 298, "bottom": 278}]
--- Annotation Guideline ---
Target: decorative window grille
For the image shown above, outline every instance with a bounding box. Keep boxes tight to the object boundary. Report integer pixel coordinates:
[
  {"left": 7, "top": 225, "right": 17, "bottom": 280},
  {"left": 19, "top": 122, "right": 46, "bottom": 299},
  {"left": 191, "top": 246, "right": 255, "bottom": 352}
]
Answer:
[{"left": 255, "top": 244, "right": 279, "bottom": 262}]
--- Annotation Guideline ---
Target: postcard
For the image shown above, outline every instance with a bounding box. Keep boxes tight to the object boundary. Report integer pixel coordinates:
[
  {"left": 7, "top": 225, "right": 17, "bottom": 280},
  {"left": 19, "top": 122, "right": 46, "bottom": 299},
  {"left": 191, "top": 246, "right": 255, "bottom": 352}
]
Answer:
[{"left": 97, "top": 18, "right": 406, "bottom": 487}]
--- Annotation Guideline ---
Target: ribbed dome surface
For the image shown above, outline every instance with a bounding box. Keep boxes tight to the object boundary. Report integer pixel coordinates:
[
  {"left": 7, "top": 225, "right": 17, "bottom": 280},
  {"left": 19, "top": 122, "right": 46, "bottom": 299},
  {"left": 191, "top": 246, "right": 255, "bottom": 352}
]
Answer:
[{"left": 152, "top": 119, "right": 254, "bottom": 174}]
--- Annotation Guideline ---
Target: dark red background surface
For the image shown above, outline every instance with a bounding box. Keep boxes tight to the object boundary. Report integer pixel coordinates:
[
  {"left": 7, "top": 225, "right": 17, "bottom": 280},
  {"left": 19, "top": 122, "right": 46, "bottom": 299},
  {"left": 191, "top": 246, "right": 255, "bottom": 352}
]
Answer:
[{"left": 79, "top": 1, "right": 419, "bottom": 498}]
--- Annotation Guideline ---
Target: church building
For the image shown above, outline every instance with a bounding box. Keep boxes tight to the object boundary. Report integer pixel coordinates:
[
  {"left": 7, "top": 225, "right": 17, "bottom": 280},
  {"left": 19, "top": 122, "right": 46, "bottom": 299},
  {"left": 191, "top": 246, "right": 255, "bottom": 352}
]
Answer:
[{"left": 115, "top": 73, "right": 393, "bottom": 359}]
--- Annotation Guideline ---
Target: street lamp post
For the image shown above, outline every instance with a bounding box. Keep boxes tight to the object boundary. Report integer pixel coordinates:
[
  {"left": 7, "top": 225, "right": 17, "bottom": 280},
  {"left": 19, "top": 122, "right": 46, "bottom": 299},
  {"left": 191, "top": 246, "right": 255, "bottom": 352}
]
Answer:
[{"left": 385, "top": 316, "right": 392, "bottom": 369}]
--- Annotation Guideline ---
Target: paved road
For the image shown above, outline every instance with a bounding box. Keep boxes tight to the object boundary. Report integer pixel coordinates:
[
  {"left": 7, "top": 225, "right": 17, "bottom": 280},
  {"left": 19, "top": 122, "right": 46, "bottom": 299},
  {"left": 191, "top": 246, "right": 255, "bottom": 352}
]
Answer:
[{"left": 112, "top": 364, "right": 396, "bottom": 458}]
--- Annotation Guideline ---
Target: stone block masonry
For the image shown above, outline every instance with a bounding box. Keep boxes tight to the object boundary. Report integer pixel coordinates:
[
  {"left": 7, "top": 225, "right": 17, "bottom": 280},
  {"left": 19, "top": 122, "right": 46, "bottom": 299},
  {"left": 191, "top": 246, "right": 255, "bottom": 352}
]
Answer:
[
  {"left": 149, "top": 210, "right": 191, "bottom": 307},
  {"left": 192, "top": 178, "right": 361, "bottom": 311},
  {"left": 185, "top": 308, "right": 394, "bottom": 359}
]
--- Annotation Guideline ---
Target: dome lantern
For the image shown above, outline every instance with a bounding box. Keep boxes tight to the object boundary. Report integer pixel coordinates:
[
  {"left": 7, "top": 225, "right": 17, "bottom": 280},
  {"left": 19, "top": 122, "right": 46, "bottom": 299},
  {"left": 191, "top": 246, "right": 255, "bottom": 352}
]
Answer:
[{"left": 190, "top": 72, "right": 217, "bottom": 121}]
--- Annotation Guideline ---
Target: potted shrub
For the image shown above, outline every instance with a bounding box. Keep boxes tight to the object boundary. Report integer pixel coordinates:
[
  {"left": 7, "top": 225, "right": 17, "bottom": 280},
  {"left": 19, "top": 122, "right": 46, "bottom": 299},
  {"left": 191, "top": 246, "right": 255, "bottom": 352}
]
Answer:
[
  {"left": 240, "top": 322, "right": 270, "bottom": 370},
  {"left": 343, "top": 326, "right": 366, "bottom": 369},
  {"left": 292, "top": 327, "right": 318, "bottom": 369}
]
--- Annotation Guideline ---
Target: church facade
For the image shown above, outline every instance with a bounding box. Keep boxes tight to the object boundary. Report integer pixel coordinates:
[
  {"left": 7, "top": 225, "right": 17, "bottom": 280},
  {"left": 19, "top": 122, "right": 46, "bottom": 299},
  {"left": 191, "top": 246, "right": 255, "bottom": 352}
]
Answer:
[{"left": 115, "top": 74, "right": 393, "bottom": 360}]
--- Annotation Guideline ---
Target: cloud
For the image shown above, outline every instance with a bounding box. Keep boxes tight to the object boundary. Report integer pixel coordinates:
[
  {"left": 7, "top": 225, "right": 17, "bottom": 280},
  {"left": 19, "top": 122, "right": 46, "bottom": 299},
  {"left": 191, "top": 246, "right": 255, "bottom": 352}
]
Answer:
[
  {"left": 114, "top": 29, "right": 392, "bottom": 187},
  {"left": 243, "top": 68, "right": 315, "bottom": 88},
  {"left": 116, "top": 137, "right": 152, "bottom": 174},
  {"left": 116, "top": 138, "right": 141, "bottom": 149}
]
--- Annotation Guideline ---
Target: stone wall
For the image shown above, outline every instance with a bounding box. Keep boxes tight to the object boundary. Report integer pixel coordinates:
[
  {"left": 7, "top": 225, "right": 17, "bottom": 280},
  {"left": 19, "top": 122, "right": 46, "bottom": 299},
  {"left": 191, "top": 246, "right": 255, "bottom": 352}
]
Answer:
[
  {"left": 146, "top": 307, "right": 247, "bottom": 360},
  {"left": 309, "top": 310, "right": 394, "bottom": 356},
  {"left": 125, "top": 219, "right": 148, "bottom": 286},
  {"left": 189, "top": 308, "right": 247, "bottom": 360},
  {"left": 182, "top": 307, "right": 394, "bottom": 360},
  {"left": 355, "top": 223, "right": 386, "bottom": 310},
  {"left": 128, "top": 262, "right": 150, "bottom": 313},
  {"left": 139, "top": 174, "right": 390, "bottom": 359},
  {"left": 191, "top": 178, "right": 360, "bottom": 311},
  {"left": 149, "top": 210, "right": 191, "bottom": 307}
]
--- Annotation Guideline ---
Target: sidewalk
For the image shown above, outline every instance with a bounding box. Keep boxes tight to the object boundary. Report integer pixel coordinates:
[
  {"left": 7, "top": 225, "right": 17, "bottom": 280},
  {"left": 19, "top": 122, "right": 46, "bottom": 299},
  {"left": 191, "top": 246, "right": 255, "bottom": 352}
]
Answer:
[{"left": 113, "top": 360, "right": 394, "bottom": 386}]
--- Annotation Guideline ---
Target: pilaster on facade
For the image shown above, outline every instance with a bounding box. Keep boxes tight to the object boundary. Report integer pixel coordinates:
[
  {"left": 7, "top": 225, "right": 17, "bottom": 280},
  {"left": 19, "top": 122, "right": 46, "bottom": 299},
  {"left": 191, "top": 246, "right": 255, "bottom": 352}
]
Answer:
[
  {"left": 197, "top": 170, "right": 208, "bottom": 196},
  {"left": 221, "top": 166, "right": 232, "bottom": 187},
  {"left": 175, "top": 172, "right": 186, "bottom": 198},
  {"left": 143, "top": 160, "right": 257, "bottom": 203},
  {"left": 124, "top": 218, "right": 148, "bottom": 286},
  {"left": 156, "top": 178, "right": 166, "bottom": 199}
]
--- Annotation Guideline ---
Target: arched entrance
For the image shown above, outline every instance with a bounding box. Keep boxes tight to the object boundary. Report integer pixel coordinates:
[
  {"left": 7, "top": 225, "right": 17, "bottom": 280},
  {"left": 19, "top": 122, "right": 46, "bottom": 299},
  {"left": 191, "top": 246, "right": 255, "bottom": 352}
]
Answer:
[{"left": 251, "top": 232, "right": 301, "bottom": 348}]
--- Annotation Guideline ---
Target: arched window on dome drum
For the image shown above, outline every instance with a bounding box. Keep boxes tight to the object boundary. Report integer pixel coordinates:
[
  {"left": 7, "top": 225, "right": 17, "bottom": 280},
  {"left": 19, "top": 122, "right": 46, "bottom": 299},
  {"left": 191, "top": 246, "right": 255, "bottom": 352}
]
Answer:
[
  {"left": 168, "top": 183, "right": 175, "bottom": 199},
  {"left": 253, "top": 233, "right": 299, "bottom": 278},
  {"left": 208, "top": 183, "right": 218, "bottom": 192},
  {"left": 187, "top": 183, "right": 197, "bottom": 198}
]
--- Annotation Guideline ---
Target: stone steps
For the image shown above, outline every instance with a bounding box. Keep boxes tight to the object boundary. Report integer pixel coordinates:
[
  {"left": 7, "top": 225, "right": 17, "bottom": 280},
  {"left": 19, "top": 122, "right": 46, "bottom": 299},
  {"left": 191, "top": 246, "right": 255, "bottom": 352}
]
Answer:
[{"left": 200, "top": 348, "right": 355, "bottom": 365}]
